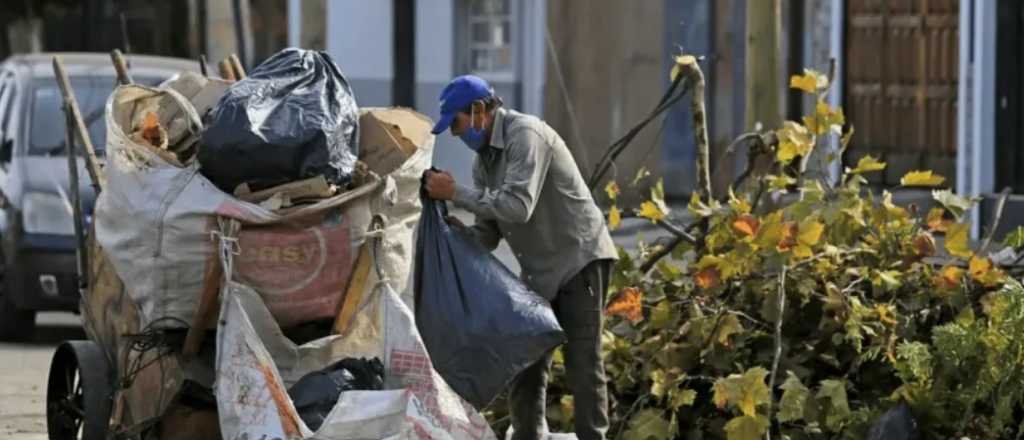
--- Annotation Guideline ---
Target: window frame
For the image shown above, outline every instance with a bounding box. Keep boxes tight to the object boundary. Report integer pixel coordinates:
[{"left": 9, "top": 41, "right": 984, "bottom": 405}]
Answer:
[{"left": 456, "top": 0, "right": 517, "bottom": 83}]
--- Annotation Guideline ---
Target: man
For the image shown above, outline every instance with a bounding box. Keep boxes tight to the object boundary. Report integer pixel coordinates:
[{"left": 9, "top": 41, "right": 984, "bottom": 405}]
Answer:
[{"left": 423, "top": 74, "right": 618, "bottom": 440}]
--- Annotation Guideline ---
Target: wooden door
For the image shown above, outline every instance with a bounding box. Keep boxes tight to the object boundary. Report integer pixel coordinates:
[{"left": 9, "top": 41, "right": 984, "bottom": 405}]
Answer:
[{"left": 845, "top": 0, "right": 959, "bottom": 187}]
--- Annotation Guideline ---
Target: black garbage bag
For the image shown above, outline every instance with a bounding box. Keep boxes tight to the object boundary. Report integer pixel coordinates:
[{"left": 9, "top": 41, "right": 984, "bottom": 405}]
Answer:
[
  {"left": 287, "top": 357, "right": 384, "bottom": 432},
  {"left": 867, "top": 402, "right": 918, "bottom": 440},
  {"left": 414, "top": 192, "right": 566, "bottom": 409},
  {"left": 199, "top": 48, "right": 359, "bottom": 192}
]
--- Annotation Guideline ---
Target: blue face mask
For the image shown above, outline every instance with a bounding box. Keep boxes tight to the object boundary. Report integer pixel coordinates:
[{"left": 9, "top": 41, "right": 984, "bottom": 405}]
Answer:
[{"left": 459, "top": 103, "right": 487, "bottom": 152}]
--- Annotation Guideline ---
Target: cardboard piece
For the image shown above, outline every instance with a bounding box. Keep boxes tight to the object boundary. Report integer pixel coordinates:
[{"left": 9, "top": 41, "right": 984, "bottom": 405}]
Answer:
[{"left": 358, "top": 108, "right": 432, "bottom": 176}]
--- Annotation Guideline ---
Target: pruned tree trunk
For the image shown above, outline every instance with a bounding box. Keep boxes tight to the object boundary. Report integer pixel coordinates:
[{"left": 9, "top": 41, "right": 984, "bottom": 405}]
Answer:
[{"left": 674, "top": 55, "right": 712, "bottom": 203}]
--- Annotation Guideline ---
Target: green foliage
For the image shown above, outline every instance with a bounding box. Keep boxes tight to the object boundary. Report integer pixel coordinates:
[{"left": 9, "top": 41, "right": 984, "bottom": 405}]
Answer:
[{"left": 567, "top": 69, "right": 1023, "bottom": 439}]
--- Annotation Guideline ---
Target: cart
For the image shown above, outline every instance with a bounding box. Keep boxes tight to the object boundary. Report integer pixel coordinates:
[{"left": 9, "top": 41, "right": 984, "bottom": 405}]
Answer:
[
  {"left": 44, "top": 50, "right": 240, "bottom": 440},
  {"left": 42, "top": 50, "right": 493, "bottom": 440}
]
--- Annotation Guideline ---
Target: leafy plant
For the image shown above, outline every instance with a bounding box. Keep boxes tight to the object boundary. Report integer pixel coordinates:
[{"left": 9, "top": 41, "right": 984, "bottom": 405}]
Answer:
[{"left": 535, "top": 63, "right": 1022, "bottom": 439}]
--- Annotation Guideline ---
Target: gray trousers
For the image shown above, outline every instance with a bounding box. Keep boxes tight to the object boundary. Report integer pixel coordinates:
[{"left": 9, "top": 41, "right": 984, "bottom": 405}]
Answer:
[{"left": 509, "top": 259, "right": 612, "bottom": 440}]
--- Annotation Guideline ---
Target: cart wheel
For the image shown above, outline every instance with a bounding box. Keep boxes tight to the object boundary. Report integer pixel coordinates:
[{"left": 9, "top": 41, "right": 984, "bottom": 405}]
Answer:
[{"left": 46, "top": 340, "right": 113, "bottom": 440}]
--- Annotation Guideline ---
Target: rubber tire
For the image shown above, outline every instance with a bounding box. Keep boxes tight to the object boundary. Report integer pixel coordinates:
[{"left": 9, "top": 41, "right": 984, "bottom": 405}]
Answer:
[{"left": 46, "top": 340, "right": 113, "bottom": 440}]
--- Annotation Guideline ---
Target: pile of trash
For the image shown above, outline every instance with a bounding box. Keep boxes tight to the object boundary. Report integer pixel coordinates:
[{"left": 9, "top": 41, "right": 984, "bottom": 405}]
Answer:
[{"left": 95, "top": 48, "right": 512, "bottom": 439}]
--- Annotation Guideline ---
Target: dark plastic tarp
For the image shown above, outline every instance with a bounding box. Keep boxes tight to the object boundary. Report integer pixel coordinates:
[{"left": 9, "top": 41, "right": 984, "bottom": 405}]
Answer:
[
  {"left": 199, "top": 48, "right": 360, "bottom": 192},
  {"left": 414, "top": 192, "right": 565, "bottom": 409}
]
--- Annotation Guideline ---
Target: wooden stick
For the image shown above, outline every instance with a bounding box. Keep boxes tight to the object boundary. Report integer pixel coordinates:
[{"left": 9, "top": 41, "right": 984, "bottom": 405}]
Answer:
[
  {"left": 229, "top": 54, "right": 246, "bottom": 79},
  {"left": 52, "top": 56, "right": 105, "bottom": 192},
  {"left": 218, "top": 59, "right": 236, "bottom": 81},
  {"left": 198, "top": 54, "right": 209, "bottom": 77},
  {"left": 182, "top": 250, "right": 223, "bottom": 359},
  {"left": 110, "top": 49, "right": 133, "bottom": 85},
  {"left": 64, "top": 110, "right": 88, "bottom": 288},
  {"left": 333, "top": 242, "right": 373, "bottom": 335}
]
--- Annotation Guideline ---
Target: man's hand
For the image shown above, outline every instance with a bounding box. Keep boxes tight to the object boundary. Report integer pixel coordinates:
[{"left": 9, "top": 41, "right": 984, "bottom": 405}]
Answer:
[{"left": 424, "top": 170, "right": 456, "bottom": 200}]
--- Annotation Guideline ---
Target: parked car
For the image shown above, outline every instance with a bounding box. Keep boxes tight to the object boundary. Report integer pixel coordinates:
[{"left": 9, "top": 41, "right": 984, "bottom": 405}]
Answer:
[{"left": 0, "top": 53, "right": 197, "bottom": 341}]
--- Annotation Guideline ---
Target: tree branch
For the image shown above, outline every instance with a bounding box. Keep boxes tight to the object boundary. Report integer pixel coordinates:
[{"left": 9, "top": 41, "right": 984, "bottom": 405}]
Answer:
[
  {"left": 639, "top": 220, "right": 701, "bottom": 274},
  {"left": 979, "top": 186, "right": 1012, "bottom": 254},
  {"left": 674, "top": 55, "right": 712, "bottom": 204},
  {"left": 767, "top": 265, "right": 788, "bottom": 438}
]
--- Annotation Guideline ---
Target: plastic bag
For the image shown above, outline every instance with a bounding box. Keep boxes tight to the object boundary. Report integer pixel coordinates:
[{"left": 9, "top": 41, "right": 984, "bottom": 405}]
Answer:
[
  {"left": 288, "top": 357, "right": 385, "bottom": 431},
  {"left": 413, "top": 193, "right": 566, "bottom": 409},
  {"left": 199, "top": 48, "right": 360, "bottom": 192}
]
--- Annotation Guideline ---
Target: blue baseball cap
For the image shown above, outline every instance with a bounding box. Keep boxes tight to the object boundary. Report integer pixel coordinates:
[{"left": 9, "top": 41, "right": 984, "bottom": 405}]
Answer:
[{"left": 431, "top": 75, "right": 494, "bottom": 134}]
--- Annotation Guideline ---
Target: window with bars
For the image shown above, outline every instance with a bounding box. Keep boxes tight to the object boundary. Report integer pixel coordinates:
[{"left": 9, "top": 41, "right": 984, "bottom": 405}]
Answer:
[{"left": 462, "top": 0, "right": 514, "bottom": 74}]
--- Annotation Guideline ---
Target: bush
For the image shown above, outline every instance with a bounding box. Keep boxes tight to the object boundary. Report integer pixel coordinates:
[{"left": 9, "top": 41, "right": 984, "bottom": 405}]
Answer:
[{"left": 542, "top": 68, "right": 1023, "bottom": 439}]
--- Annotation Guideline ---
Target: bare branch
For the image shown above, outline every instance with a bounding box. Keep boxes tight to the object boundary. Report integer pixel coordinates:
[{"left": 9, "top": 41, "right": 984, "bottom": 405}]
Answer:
[
  {"left": 639, "top": 220, "right": 700, "bottom": 274},
  {"left": 767, "top": 266, "right": 788, "bottom": 437},
  {"left": 979, "top": 187, "right": 1012, "bottom": 254},
  {"left": 675, "top": 55, "right": 712, "bottom": 203}
]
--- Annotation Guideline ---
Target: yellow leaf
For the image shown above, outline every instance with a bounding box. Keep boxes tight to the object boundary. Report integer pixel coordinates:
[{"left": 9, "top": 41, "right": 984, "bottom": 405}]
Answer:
[
  {"left": 697, "top": 254, "right": 726, "bottom": 270},
  {"left": 802, "top": 115, "right": 821, "bottom": 135},
  {"left": 792, "top": 245, "right": 813, "bottom": 259},
  {"left": 876, "top": 304, "right": 898, "bottom": 326},
  {"left": 926, "top": 207, "right": 951, "bottom": 232},
  {"left": 608, "top": 205, "right": 621, "bottom": 230},
  {"left": 728, "top": 188, "right": 752, "bottom": 214},
  {"left": 732, "top": 214, "right": 760, "bottom": 238},
  {"left": 935, "top": 265, "right": 963, "bottom": 290},
  {"left": 605, "top": 181, "right": 620, "bottom": 200},
  {"left": 820, "top": 101, "right": 846, "bottom": 128},
  {"left": 969, "top": 255, "right": 1006, "bottom": 287},
  {"left": 790, "top": 69, "right": 827, "bottom": 94},
  {"left": 777, "top": 221, "right": 798, "bottom": 252},
  {"left": 777, "top": 141, "right": 799, "bottom": 163},
  {"left": 791, "top": 74, "right": 818, "bottom": 94},
  {"left": 798, "top": 220, "right": 824, "bottom": 247},
  {"left": 969, "top": 255, "right": 991, "bottom": 278},
  {"left": 776, "top": 121, "right": 814, "bottom": 164},
  {"left": 945, "top": 222, "right": 972, "bottom": 258},
  {"left": 849, "top": 155, "right": 886, "bottom": 174},
  {"left": 805, "top": 100, "right": 846, "bottom": 135},
  {"left": 606, "top": 287, "right": 643, "bottom": 323},
  {"left": 900, "top": 170, "right": 946, "bottom": 187},
  {"left": 755, "top": 211, "right": 785, "bottom": 249},
  {"left": 638, "top": 201, "right": 666, "bottom": 223}
]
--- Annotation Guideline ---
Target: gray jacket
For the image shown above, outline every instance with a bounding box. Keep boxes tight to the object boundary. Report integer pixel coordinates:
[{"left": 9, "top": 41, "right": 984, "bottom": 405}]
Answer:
[{"left": 453, "top": 108, "right": 618, "bottom": 300}]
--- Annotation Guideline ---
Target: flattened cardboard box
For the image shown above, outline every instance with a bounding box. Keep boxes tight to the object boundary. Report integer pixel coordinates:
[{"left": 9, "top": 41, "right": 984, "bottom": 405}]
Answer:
[{"left": 358, "top": 108, "right": 432, "bottom": 176}]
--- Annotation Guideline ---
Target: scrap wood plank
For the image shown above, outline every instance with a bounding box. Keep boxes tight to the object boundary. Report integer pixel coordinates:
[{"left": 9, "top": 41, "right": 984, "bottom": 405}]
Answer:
[
  {"left": 52, "top": 56, "right": 105, "bottom": 192},
  {"left": 110, "top": 49, "right": 133, "bottom": 85},
  {"left": 228, "top": 54, "right": 246, "bottom": 79},
  {"left": 182, "top": 250, "right": 223, "bottom": 359},
  {"left": 218, "top": 59, "right": 236, "bottom": 81},
  {"left": 333, "top": 241, "right": 373, "bottom": 335}
]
